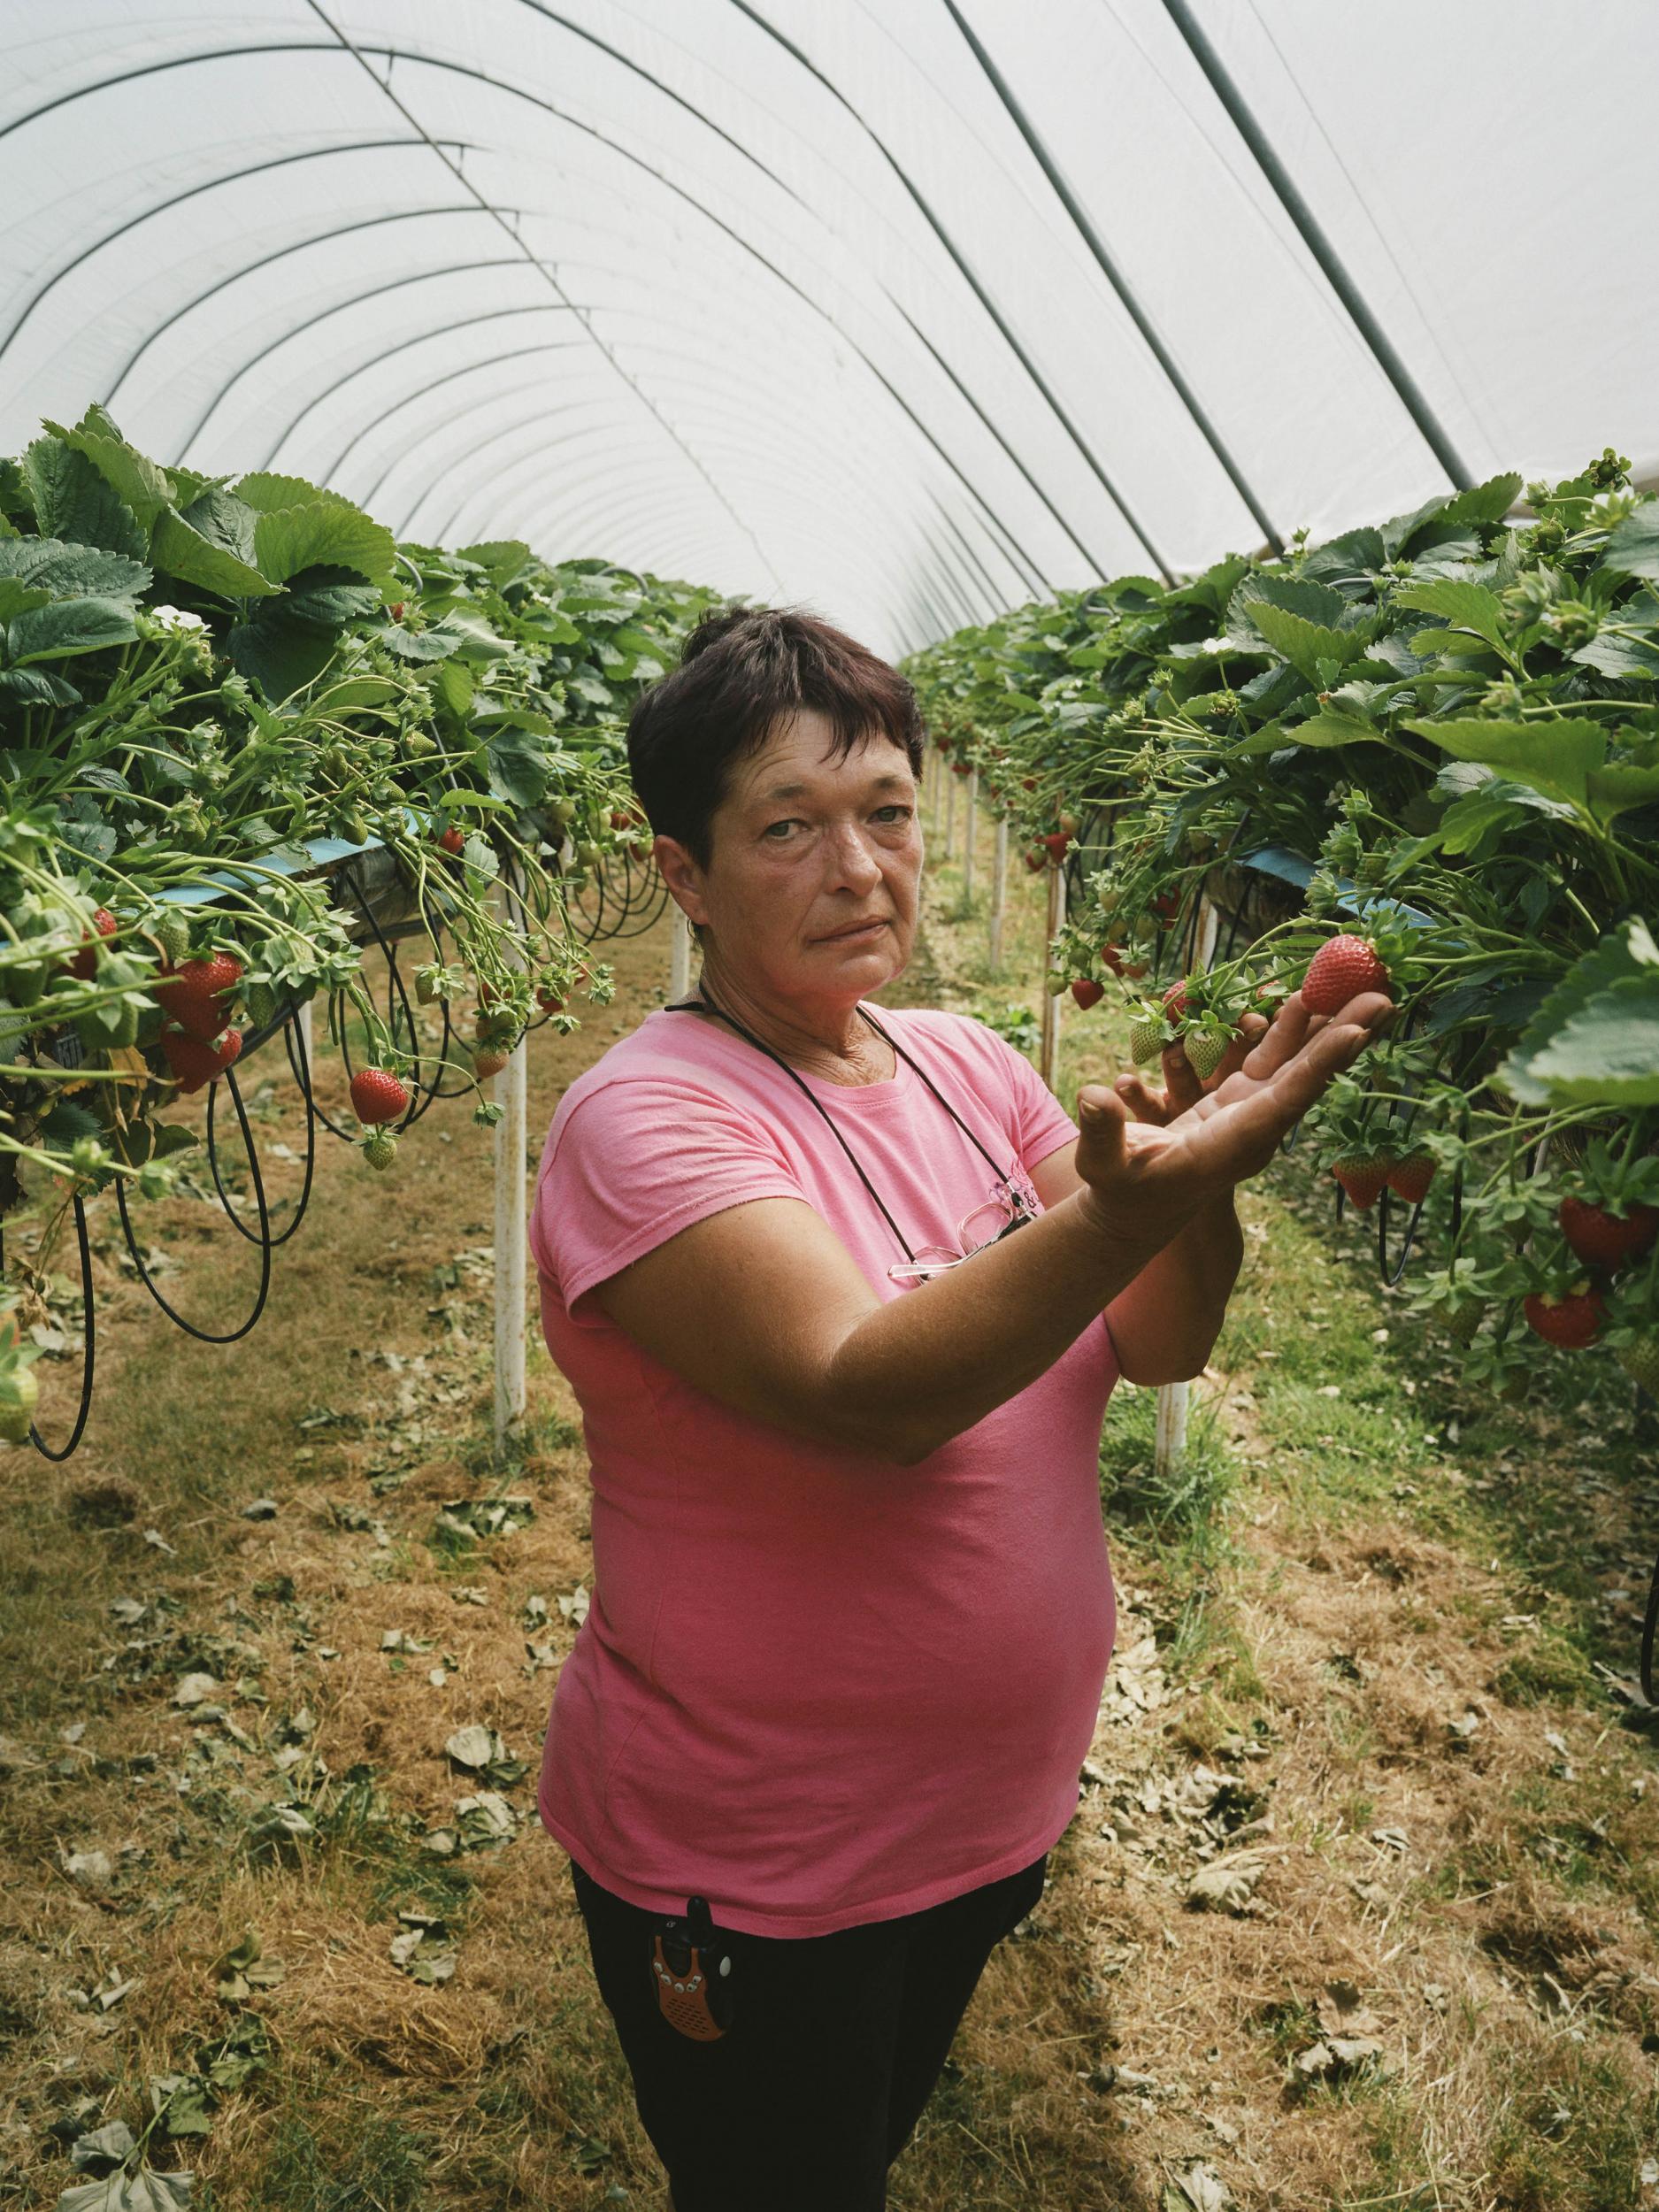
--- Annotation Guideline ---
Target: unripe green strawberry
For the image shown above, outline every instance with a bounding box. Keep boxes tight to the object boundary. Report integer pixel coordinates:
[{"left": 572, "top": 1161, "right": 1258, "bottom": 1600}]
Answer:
[
  {"left": 245, "top": 979, "right": 278, "bottom": 1028},
  {"left": 1446, "top": 1299, "right": 1486, "bottom": 1346},
  {"left": 0, "top": 1360, "right": 37, "bottom": 1445},
  {"left": 153, "top": 910, "right": 191, "bottom": 964},
  {"left": 1183, "top": 1027, "right": 1230, "bottom": 1080},
  {"left": 1129, "top": 1014, "right": 1164, "bottom": 1065},
  {"left": 1616, "top": 1333, "right": 1659, "bottom": 1397},
  {"left": 361, "top": 1127, "right": 397, "bottom": 1171}
]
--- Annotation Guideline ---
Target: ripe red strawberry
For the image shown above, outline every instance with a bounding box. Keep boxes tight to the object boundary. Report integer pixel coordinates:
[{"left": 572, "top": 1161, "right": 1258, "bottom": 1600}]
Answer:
[
  {"left": 473, "top": 1047, "right": 511, "bottom": 1079},
  {"left": 1151, "top": 892, "right": 1180, "bottom": 921},
  {"left": 388, "top": 600, "right": 406, "bottom": 622},
  {"left": 1041, "top": 829, "right": 1071, "bottom": 856},
  {"left": 1302, "top": 934, "right": 1392, "bottom": 1015},
  {"left": 157, "top": 953, "right": 242, "bottom": 1041},
  {"left": 349, "top": 1068, "right": 409, "bottom": 1125},
  {"left": 1021, "top": 776, "right": 1037, "bottom": 792},
  {"left": 1524, "top": 1284, "right": 1607, "bottom": 1348},
  {"left": 437, "top": 826, "right": 465, "bottom": 856},
  {"left": 1162, "top": 979, "right": 1189, "bottom": 1020},
  {"left": 66, "top": 907, "right": 118, "bottom": 980},
  {"left": 161, "top": 1025, "right": 242, "bottom": 1094},
  {"left": 1022, "top": 847, "right": 1045, "bottom": 874},
  {"left": 1558, "top": 1195, "right": 1659, "bottom": 1271},
  {"left": 1616, "top": 1332, "right": 1659, "bottom": 1396},
  {"left": 1386, "top": 1149, "right": 1437, "bottom": 1203},
  {"left": 1070, "top": 979, "right": 1104, "bottom": 1010},
  {"left": 1333, "top": 1150, "right": 1394, "bottom": 1210},
  {"left": 952, "top": 762, "right": 971, "bottom": 778},
  {"left": 537, "top": 988, "right": 565, "bottom": 1012}
]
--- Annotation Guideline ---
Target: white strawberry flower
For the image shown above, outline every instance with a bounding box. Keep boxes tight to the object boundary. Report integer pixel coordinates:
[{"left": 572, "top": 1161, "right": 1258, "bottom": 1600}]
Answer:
[{"left": 149, "top": 604, "right": 208, "bottom": 633}]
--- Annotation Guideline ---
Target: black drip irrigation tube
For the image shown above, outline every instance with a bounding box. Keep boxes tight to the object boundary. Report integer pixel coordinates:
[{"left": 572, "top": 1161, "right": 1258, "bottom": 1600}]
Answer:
[{"left": 4, "top": 826, "right": 649, "bottom": 1460}]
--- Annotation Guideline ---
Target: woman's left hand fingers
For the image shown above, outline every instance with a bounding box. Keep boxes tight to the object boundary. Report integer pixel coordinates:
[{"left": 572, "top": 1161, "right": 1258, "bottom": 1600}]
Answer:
[{"left": 1114, "top": 1072, "right": 1171, "bottom": 1125}]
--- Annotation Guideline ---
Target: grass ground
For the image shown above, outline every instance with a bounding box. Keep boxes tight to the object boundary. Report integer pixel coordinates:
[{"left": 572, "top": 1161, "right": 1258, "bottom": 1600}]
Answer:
[{"left": 3, "top": 777, "right": 1658, "bottom": 2210}]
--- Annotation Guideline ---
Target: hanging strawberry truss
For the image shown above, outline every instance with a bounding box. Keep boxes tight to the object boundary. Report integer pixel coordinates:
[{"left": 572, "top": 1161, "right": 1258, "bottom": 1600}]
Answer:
[{"left": 0, "top": 405, "right": 716, "bottom": 1450}]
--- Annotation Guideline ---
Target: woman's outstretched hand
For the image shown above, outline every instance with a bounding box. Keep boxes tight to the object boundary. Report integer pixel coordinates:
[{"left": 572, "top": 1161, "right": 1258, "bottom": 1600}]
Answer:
[{"left": 1071, "top": 987, "right": 1395, "bottom": 1252}]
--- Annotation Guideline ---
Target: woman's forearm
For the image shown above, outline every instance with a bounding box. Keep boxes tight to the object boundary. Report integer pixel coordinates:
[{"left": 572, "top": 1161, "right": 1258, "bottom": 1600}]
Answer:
[
  {"left": 822, "top": 1185, "right": 1199, "bottom": 1464},
  {"left": 1102, "top": 1191, "right": 1243, "bottom": 1386}
]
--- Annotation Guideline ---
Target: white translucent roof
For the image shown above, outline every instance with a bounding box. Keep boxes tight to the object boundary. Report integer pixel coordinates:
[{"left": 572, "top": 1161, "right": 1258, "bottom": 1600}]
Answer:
[{"left": 4, "top": 1, "right": 1655, "bottom": 660}]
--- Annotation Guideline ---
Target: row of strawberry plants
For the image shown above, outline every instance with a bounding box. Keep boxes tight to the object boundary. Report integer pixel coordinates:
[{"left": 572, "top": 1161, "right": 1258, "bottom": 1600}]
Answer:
[
  {"left": 906, "top": 449, "right": 1659, "bottom": 1405},
  {"left": 0, "top": 403, "right": 717, "bottom": 1442}
]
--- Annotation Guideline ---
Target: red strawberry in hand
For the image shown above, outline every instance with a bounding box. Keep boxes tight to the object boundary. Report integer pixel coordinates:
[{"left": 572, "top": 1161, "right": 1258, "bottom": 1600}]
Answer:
[
  {"left": 1302, "top": 935, "right": 1392, "bottom": 1016},
  {"left": 1070, "top": 979, "right": 1104, "bottom": 1010},
  {"left": 157, "top": 953, "right": 243, "bottom": 1041},
  {"left": 1558, "top": 1196, "right": 1659, "bottom": 1271},
  {"left": 1524, "top": 1283, "right": 1607, "bottom": 1348},
  {"left": 161, "top": 1025, "right": 242, "bottom": 1094},
  {"left": 350, "top": 1068, "right": 410, "bottom": 1125}
]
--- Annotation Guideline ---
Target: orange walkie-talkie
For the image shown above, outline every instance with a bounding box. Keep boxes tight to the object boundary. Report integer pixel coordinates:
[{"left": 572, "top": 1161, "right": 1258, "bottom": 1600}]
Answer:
[{"left": 652, "top": 1894, "right": 734, "bottom": 2040}]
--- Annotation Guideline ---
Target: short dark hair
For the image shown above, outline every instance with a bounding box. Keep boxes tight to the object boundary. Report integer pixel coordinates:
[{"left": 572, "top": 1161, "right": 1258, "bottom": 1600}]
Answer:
[{"left": 626, "top": 603, "right": 926, "bottom": 872}]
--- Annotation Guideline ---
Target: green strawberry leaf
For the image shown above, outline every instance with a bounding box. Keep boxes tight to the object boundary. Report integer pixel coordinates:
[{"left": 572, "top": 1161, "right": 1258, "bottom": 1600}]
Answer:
[{"left": 23, "top": 436, "right": 146, "bottom": 558}]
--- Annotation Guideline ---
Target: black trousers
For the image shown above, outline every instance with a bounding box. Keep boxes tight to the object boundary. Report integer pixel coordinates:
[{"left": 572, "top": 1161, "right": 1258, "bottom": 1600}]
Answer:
[{"left": 568, "top": 1849, "right": 1048, "bottom": 2211}]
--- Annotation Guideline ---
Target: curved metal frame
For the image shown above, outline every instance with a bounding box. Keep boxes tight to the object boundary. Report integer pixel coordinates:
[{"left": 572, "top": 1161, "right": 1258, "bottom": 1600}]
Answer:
[
  {"left": 104, "top": 202, "right": 523, "bottom": 409},
  {"left": 13, "top": 35, "right": 1065, "bottom": 611},
  {"left": 215, "top": 305, "right": 584, "bottom": 477},
  {"left": 0, "top": 134, "right": 442, "bottom": 369},
  {"left": 394, "top": 371, "right": 981, "bottom": 620}
]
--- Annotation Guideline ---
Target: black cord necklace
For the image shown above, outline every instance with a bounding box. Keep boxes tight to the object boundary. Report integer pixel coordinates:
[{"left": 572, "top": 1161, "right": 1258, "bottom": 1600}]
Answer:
[{"left": 664, "top": 983, "right": 1029, "bottom": 1269}]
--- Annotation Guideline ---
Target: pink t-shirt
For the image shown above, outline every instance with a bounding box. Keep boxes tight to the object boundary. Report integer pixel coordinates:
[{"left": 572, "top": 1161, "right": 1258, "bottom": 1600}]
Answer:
[{"left": 529, "top": 1001, "right": 1120, "bottom": 1938}]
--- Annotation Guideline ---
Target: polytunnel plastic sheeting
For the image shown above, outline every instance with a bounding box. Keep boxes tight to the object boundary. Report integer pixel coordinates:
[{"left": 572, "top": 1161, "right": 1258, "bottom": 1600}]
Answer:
[{"left": 3, "top": 3, "right": 1657, "bottom": 662}]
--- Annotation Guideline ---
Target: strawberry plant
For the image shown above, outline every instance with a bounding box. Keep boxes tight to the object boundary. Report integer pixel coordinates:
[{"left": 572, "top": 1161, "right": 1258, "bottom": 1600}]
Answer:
[
  {"left": 906, "top": 448, "right": 1659, "bottom": 1408},
  {"left": 0, "top": 408, "right": 714, "bottom": 1447}
]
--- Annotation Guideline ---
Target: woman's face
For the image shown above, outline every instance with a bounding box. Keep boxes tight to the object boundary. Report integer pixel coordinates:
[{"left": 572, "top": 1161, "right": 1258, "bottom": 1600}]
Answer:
[{"left": 665, "top": 708, "right": 921, "bottom": 1006}]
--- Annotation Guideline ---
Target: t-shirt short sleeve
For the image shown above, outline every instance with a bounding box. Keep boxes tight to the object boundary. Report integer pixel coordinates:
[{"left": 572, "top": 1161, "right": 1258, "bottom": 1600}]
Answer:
[
  {"left": 534, "top": 1077, "right": 807, "bottom": 1326},
  {"left": 951, "top": 1015, "right": 1079, "bottom": 1172}
]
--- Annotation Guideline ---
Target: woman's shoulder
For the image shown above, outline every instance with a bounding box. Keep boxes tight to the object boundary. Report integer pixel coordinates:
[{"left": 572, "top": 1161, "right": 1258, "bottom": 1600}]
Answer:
[
  {"left": 549, "top": 1008, "right": 771, "bottom": 1133},
  {"left": 879, "top": 1003, "right": 1021, "bottom": 1072}
]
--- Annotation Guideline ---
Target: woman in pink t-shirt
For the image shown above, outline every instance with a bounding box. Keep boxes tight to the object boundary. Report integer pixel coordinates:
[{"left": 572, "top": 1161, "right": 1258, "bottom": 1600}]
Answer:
[{"left": 531, "top": 607, "right": 1392, "bottom": 2212}]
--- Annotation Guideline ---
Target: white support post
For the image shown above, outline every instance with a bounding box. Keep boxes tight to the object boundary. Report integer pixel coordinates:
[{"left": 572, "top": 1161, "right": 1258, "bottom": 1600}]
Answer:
[
  {"left": 1153, "top": 892, "right": 1221, "bottom": 1479},
  {"left": 669, "top": 904, "right": 693, "bottom": 1000},
  {"left": 493, "top": 860, "right": 528, "bottom": 1463},
  {"left": 988, "top": 816, "right": 1008, "bottom": 974},
  {"left": 942, "top": 767, "right": 956, "bottom": 862},
  {"left": 962, "top": 772, "right": 977, "bottom": 905},
  {"left": 1039, "top": 861, "right": 1066, "bottom": 1093},
  {"left": 296, "top": 994, "right": 311, "bottom": 1079}
]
